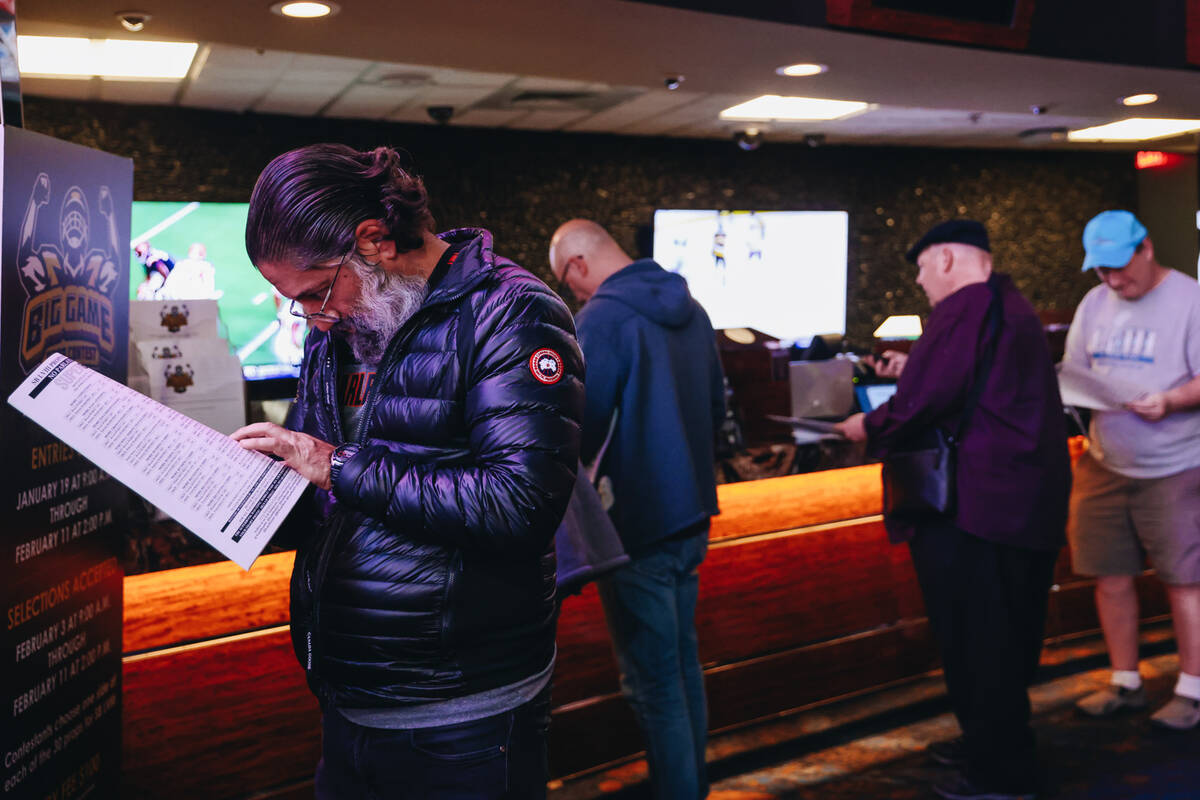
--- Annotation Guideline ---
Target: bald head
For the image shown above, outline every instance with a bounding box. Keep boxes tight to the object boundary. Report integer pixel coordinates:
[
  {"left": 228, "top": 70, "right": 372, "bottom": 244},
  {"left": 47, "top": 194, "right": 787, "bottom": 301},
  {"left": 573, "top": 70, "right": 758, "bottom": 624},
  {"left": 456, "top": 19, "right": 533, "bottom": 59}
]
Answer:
[
  {"left": 549, "top": 219, "right": 632, "bottom": 303},
  {"left": 914, "top": 242, "right": 993, "bottom": 307}
]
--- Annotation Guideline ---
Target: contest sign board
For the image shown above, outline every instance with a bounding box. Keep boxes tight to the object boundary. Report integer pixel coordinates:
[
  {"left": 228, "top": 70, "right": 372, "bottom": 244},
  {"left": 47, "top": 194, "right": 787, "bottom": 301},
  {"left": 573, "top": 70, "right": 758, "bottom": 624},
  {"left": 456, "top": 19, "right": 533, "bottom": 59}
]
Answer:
[{"left": 1, "top": 127, "right": 130, "bottom": 799}]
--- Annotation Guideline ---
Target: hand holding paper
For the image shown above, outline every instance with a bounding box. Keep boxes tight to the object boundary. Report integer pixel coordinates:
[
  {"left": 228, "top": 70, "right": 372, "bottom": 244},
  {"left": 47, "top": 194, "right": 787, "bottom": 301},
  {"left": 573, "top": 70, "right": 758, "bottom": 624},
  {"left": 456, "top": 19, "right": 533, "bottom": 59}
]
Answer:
[
  {"left": 833, "top": 412, "right": 867, "bottom": 443},
  {"left": 8, "top": 355, "right": 309, "bottom": 569},
  {"left": 232, "top": 422, "right": 335, "bottom": 490},
  {"left": 1124, "top": 392, "right": 1170, "bottom": 421},
  {"left": 766, "top": 414, "right": 850, "bottom": 444},
  {"left": 1056, "top": 361, "right": 1149, "bottom": 412}
]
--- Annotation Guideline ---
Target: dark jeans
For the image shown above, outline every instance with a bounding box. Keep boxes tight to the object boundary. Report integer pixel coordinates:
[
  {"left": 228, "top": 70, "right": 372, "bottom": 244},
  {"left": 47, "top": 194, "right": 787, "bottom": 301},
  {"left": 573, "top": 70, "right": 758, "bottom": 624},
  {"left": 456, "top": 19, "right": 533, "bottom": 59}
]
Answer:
[
  {"left": 315, "top": 688, "right": 551, "bottom": 800},
  {"left": 909, "top": 522, "right": 1058, "bottom": 792},
  {"left": 597, "top": 530, "right": 709, "bottom": 800}
]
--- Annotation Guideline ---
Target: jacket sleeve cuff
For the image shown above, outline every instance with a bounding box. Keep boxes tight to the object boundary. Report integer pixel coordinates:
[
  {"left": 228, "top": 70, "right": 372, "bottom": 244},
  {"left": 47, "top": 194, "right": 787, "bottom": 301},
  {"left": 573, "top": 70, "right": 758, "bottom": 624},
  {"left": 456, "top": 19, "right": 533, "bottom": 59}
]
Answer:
[{"left": 862, "top": 406, "right": 891, "bottom": 458}]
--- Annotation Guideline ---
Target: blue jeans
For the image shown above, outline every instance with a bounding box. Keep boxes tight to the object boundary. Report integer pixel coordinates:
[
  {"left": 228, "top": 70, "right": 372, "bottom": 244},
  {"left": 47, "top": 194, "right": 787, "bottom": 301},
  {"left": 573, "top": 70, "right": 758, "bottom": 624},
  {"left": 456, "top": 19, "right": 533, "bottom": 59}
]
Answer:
[
  {"left": 314, "top": 688, "right": 551, "bottom": 800},
  {"left": 597, "top": 530, "right": 709, "bottom": 799}
]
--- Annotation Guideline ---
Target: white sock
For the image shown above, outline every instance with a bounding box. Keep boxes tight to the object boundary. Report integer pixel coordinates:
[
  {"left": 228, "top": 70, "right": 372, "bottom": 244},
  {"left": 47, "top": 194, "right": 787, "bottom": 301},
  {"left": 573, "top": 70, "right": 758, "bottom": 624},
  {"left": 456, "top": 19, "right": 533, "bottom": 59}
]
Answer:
[
  {"left": 1175, "top": 672, "right": 1200, "bottom": 701},
  {"left": 1111, "top": 669, "right": 1142, "bottom": 690}
]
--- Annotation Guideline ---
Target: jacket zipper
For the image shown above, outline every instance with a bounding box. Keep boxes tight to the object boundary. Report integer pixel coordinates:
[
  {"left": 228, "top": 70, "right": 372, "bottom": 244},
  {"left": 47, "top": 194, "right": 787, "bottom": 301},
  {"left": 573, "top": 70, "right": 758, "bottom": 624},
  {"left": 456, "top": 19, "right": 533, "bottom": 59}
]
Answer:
[
  {"left": 353, "top": 282, "right": 477, "bottom": 446},
  {"left": 306, "top": 341, "right": 344, "bottom": 680},
  {"left": 307, "top": 514, "right": 347, "bottom": 679},
  {"left": 349, "top": 288, "right": 478, "bottom": 660},
  {"left": 310, "top": 267, "right": 482, "bottom": 680}
]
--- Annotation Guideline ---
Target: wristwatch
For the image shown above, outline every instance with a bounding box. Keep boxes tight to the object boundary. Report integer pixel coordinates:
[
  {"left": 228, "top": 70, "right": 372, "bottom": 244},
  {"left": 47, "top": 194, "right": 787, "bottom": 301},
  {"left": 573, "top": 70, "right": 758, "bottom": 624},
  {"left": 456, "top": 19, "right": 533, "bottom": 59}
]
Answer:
[{"left": 329, "top": 443, "right": 359, "bottom": 489}]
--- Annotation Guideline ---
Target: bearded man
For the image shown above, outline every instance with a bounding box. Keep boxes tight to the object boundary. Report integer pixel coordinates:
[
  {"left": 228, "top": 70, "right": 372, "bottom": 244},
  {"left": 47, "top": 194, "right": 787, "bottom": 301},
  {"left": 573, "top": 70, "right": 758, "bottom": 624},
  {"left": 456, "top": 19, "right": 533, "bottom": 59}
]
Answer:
[{"left": 231, "top": 144, "right": 583, "bottom": 800}]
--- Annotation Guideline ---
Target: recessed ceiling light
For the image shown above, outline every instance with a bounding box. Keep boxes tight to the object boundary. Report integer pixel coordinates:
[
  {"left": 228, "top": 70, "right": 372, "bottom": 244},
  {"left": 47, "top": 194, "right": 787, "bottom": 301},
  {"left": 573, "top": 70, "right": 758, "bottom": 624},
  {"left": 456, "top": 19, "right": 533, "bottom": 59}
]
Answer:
[
  {"left": 719, "top": 94, "right": 870, "bottom": 122},
  {"left": 776, "top": 63, "right": 828, "bottom": 77},
  {"left": 1120, "top": 93, "right": 1159, "bottom": 107},
  {"left": 270, "top": 1, "right": 340, "bottom": 18},
  {"left": 17, "top": 35, "right": 198, "bottom": 80},
  {"left": 115, "top": 11, "right": 152, "bottom": 32},
  {"left": 1067, "top": 118, "right": 1200, "bottom": 142}
]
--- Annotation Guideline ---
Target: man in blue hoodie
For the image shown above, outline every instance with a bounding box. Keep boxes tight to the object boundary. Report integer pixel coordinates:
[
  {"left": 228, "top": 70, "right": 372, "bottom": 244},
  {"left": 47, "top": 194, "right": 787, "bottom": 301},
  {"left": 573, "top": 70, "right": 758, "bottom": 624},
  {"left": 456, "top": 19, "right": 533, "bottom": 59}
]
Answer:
[{"left": 549, "top": 219, "right": 726, "bottom": 799}]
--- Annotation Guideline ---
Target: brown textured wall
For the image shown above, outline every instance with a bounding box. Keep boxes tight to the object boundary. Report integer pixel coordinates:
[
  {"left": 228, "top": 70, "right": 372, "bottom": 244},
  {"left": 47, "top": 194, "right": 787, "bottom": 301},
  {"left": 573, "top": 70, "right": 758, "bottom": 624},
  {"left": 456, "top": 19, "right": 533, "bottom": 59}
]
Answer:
[{"left": 25, "top": 97, "right": 1134, "bottom": 346}]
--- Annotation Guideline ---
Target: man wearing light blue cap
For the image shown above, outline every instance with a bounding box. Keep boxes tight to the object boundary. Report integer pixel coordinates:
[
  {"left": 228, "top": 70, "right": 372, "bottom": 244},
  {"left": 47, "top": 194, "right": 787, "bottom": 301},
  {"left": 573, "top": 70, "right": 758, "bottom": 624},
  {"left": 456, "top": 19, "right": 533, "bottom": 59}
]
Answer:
[{"left": 1064, "top": 210, "right": 1200, "bottom": 731}]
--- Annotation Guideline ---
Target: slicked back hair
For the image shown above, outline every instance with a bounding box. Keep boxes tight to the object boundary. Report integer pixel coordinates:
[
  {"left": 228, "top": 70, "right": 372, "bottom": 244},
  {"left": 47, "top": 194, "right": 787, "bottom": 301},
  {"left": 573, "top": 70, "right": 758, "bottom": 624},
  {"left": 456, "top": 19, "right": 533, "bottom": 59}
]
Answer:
[{"left": 246, "top": 143, "right": 434, "bottom": 271}]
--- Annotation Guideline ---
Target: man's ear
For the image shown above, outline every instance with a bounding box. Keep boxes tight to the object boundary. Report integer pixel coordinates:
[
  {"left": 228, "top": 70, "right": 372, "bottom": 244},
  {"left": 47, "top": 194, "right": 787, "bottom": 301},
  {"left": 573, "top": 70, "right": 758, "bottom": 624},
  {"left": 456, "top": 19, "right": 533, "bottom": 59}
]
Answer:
[
  {"left": 354, "top": 219, "right": 394, "bottom": 262},
  {"left": 1141, "top": 236, "right": 1155, "bottom": 261},
  {"left": 574, "top": 257, "right": 589, "bottom": 278},
  {"left": 938, "top": 246, "right": 954, "bottom": 274}
]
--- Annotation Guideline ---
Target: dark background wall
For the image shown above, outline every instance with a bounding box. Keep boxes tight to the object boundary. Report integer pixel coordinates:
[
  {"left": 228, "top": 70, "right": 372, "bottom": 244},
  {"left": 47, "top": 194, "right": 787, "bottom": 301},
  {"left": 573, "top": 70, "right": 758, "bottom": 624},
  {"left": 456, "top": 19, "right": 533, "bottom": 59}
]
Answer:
[
  {"left": 1137, "top": 154, "right": 1199, "bottom": 275},
  {"left": 26, "top": 96, "right": 1135, "bottom": 347}
]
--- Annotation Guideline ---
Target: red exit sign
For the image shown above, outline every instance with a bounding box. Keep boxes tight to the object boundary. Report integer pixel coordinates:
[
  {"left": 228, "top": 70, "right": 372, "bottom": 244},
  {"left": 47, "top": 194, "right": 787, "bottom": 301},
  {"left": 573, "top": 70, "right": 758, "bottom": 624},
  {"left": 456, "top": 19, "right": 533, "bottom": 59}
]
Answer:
[{"left": 1136, "top": 151, "right": 1185, "bottom": 169}]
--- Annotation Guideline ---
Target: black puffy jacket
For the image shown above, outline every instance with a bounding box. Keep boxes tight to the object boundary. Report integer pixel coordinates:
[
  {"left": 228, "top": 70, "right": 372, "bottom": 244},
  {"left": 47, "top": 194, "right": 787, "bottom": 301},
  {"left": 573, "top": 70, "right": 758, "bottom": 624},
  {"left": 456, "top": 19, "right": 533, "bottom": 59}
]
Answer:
[{"left": 284, "top": 228, "right": 583, "bottom": 709}]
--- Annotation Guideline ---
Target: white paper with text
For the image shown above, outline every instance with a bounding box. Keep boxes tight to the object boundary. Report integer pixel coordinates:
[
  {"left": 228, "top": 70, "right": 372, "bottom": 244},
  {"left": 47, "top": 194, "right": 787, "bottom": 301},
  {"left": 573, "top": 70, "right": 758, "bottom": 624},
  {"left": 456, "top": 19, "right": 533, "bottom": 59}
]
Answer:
[
  {"left": 8, "top": 354, "right": 308, "bottom": 569},
  {"left": 1057, "top": 361, "right": 1150, "bottom": 411}
]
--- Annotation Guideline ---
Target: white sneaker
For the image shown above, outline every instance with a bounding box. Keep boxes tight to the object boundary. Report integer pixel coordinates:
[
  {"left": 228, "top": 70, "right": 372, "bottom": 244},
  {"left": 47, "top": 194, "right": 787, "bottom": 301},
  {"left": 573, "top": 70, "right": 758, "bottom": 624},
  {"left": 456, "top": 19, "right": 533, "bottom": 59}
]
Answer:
[
  {"left": 1150, "top": 694, "right": 1200, "bottom": 730},
  {"left": 1075, "top": 684, "right": 1147, "bottom": 717}
]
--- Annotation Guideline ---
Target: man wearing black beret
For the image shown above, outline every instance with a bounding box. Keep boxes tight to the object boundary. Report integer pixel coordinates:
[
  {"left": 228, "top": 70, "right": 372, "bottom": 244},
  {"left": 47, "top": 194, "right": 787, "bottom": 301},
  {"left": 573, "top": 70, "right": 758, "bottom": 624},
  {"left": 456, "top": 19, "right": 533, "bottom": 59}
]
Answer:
[{"left": 837, "top": 220, "right": 1071, "bottom": 800}]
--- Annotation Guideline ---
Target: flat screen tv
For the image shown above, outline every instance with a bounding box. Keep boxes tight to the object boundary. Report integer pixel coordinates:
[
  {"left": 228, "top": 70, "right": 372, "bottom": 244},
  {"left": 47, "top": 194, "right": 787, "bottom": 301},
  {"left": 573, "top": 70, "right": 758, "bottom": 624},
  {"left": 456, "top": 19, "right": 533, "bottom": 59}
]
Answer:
[
  {"left": 129, "top": 201, "right": 304, "bottom": 380},
  {"left": 652, "top": 209, "right": 848, "bottom": 344}
]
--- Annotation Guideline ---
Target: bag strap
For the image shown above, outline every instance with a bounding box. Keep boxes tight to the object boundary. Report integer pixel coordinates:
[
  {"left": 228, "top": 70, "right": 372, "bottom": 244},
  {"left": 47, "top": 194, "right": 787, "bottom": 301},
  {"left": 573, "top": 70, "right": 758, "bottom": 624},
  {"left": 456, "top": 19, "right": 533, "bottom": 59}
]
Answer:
[
  {"left": 953, "top": 280, "right": 1003, "bottom": 443},
  {"left": 584, "top": 410, "right": 619, "bottom": 485}
]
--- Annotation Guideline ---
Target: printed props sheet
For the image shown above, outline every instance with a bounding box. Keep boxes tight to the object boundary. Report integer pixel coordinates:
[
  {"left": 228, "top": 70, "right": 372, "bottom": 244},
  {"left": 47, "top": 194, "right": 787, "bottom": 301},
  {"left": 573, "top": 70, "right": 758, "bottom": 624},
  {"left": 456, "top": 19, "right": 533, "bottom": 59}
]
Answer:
[
  {"left": 766, "top": 414, "right": 846, "bottom": 444},
  {"left": 8, "top": 354, "right": 308, "bottom": 569},
  {"left": 1057, "top": 361, "right": 1149, "bottom": 411}
]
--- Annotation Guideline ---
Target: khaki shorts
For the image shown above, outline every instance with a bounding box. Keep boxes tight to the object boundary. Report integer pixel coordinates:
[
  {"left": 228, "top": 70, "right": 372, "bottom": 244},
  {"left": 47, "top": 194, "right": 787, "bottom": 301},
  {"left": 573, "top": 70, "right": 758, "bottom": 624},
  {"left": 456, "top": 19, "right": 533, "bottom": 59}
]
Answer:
[{"left": 1069, "top": 452, "right": 1200, "bottom": 586}]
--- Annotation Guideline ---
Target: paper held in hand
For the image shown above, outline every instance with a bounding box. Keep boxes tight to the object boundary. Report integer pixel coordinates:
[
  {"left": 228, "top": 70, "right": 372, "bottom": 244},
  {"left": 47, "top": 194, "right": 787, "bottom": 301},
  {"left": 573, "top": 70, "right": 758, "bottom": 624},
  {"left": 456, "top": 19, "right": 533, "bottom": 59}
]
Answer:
[
  {"left": 766, "top": 414, "right": 845, "bottom": 444},
  {"left": 1056, "top": 361, "right": 1150, "bottom": 411},
  {"left": 8, "top": 354, "right": 309, "bottom": 569}
]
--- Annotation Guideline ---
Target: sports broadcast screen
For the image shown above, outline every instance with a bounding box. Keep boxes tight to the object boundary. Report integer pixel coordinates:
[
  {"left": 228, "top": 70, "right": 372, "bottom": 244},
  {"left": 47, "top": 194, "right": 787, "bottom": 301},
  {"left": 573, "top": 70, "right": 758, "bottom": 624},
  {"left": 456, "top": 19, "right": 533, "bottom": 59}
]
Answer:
[
  {"left": 652, "top": 210, "right": 848, "bottom": 342},
  {"left": 129, "top": 201, "right": 305, "bottom": 377}
]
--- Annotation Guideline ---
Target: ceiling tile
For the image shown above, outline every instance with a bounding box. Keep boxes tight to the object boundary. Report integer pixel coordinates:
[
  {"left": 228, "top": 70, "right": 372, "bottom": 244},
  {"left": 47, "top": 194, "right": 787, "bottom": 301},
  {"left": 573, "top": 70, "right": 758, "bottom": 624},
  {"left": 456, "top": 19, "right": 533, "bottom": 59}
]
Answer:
[
  {"left": 201, "top": 44, "right": 292, "bottom": 70},
  {"left": 180, "top": 82, "right": 265, "bottom": 112},
  {"left": 323, "top": 85, "right": 423, "bottom": 119},
  {"left": 414, "top": 85, "right": 503, "bottom": 107},
  {"left": 506, "top": 109, "right": 591, "bottom": 130},
  {"left": 285, "top": 53, "right": 372, "bottom": 78},
  {"left": 22, "top": 76, "right": 99, "bottom": 101},
  {"left": 424, "top": 66, "right": 516, "bottom": 87},
  {"left": 451, "top": 108, "right": 531, "bottom": 128},
  {"left": 567, "top": 89, "right": 698, "bottom": 132},
  {"left": 195, "top": 44, "right": 292, "bottom": 83},
  {"left": 359, "top": 61, "right": 513, "bottom": 88},
  {"left": 620, "top": 94, "right": 745, "bottom": 136},
  {"left": 254, "top": 81, "right": 352, "bottom": 116}
]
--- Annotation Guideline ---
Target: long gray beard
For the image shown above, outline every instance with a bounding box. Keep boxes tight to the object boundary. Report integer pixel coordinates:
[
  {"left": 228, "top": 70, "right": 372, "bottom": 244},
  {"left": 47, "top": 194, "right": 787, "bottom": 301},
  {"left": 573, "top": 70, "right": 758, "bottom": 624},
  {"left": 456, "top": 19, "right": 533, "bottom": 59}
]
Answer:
[{"left": 339, "top": 262, "right": 427, "bottom": 364}]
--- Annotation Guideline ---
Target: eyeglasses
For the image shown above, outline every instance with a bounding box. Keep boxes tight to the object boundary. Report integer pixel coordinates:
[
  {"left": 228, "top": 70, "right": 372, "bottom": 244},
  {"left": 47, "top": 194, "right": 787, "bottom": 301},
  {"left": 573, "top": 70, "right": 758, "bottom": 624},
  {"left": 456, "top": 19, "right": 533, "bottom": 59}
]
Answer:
[
  {"left": 289, "top": 254, "right": 349, "bottom": 324},
  {"left": 555, "top": 257, "right": 577, "bottom": 297}
]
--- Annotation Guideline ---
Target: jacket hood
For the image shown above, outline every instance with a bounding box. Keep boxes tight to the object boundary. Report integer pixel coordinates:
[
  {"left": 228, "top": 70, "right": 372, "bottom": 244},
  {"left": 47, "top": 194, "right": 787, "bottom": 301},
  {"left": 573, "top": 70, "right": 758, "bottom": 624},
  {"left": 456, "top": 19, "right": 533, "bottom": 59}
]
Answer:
[{"left": 591, "top": 259, "right": 695, "bottom": 328}]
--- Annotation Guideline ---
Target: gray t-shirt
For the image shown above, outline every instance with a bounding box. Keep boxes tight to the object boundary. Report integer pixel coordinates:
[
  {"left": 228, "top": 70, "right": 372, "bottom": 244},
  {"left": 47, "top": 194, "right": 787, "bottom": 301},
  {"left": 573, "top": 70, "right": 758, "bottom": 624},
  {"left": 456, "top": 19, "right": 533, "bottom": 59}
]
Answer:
[{"left": 1064, "top": 269, "right": 1200, "bottom": 479}]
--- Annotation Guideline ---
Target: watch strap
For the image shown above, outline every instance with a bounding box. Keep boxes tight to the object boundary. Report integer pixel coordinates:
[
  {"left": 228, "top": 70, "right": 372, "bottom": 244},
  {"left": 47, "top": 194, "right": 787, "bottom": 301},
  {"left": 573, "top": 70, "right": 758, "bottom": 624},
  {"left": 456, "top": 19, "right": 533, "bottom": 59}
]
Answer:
[{"left": 329, "top": 443, "right": 360, "bottom": 489}]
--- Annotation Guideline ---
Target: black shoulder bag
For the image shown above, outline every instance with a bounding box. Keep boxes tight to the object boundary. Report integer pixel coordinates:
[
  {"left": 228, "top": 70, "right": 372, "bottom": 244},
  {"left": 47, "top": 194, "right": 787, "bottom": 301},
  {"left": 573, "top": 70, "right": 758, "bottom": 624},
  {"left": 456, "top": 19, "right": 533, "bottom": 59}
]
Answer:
[{"left": 881, "top": 281, "right": 1002, "bottom": 520}]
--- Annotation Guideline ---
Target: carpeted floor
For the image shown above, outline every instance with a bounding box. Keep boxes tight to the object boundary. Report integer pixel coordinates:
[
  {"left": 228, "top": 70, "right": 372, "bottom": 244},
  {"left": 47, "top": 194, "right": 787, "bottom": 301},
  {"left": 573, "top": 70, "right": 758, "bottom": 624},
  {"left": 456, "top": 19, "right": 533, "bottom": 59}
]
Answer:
[
  {"left": 553, "top": 647, "right": 1199, "bottom": 799},
  {"left": 708, "top": 654, "right": 1199, "bottom": 799}
]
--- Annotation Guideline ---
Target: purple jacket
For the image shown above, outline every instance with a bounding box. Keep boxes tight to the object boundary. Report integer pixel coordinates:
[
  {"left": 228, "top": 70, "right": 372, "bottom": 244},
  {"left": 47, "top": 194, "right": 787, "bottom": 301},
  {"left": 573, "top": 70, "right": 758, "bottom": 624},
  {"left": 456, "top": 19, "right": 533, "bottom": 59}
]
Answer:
[{"left": 864, "top": 273, "right": 1070, "bottom": 551}]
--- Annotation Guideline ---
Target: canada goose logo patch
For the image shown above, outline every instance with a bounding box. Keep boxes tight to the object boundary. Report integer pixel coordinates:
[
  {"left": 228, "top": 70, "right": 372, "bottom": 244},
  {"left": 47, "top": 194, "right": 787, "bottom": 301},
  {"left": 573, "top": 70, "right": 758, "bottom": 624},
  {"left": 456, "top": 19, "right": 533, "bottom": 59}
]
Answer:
[{"left": 529, "top": 348, "right": 564, "bottom": 385}]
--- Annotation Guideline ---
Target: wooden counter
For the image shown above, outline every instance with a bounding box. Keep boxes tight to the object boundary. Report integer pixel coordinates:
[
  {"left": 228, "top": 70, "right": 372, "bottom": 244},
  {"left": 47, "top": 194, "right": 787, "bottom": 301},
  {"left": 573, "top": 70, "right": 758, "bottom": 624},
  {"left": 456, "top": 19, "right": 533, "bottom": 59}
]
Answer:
[{"left": 119, "top": 457, "right": 1167, "bottom": 798}]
